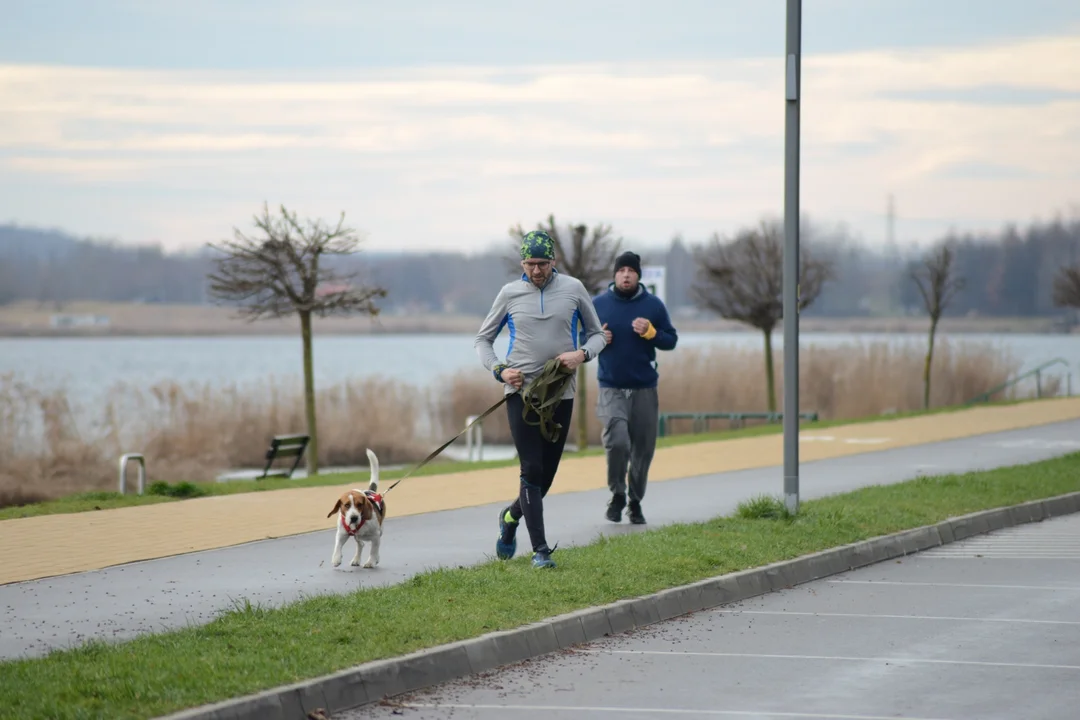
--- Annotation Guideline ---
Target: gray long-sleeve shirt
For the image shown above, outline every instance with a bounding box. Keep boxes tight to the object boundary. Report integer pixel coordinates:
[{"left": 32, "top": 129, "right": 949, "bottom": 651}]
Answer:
[{"left": 474, "top": 270, "right": 608, "bottom": 399}]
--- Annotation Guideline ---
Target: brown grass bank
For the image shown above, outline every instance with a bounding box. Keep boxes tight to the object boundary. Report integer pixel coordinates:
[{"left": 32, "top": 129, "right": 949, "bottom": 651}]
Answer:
[
  {"left": 0, "top": 300, "right": 1067, "bottom": 337},
  {"left": 0, "top": 339, "right": 1047, "bottom": 502}
]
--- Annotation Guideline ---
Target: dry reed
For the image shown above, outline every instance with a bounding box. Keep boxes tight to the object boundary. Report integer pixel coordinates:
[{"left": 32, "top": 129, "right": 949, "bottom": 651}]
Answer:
[
  {"left": 441, "top": 337, "right": 1030, "bottom": 444},
  {"left": 0, "top": 338, "right": 1045, "bottom": 504}
]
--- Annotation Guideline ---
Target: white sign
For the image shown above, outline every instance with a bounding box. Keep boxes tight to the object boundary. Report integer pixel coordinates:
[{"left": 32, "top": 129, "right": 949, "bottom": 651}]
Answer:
[{"left": 641, "top": 265, "right": 666, "bottom": 304}]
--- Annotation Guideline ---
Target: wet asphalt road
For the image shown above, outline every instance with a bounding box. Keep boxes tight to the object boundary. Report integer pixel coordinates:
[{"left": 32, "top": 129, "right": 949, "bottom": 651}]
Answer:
[{"left": 2, "top": 419, "right": 1079, "bottom": 660}]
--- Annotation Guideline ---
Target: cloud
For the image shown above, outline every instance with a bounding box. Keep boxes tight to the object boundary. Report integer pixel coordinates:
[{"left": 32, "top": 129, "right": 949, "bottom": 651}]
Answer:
[
  {"left": 882, "top": 86, "right": 1080, "bottom": 106},
  {"left": 7, "top": 0, "right": 1079, "bottom": 71},
  {"left": 0, "top": 33, "right": 1078, "bottom": 251},
  {"left": 932, "top": 161, "right": 1039, "bottom": 180}
]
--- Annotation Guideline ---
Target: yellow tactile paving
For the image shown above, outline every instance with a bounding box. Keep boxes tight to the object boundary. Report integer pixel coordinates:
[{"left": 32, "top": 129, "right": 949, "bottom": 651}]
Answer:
[{"left": 2, "top": 398, "right": 1079, "bottom": 586}]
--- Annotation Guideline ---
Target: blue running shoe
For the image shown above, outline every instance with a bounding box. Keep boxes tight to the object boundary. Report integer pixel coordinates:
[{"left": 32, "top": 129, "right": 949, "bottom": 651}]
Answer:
[
  {"left": 496, "top": 506, "right": 517, "bottom": 560},
  {"left": 532, "top": 544, "right": 557, "bottom": 569}
]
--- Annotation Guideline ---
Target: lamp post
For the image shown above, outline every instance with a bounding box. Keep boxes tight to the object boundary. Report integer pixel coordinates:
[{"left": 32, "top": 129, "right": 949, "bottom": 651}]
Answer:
[{"left": 783, "top": 0, "right": 802, "bottom": 515}]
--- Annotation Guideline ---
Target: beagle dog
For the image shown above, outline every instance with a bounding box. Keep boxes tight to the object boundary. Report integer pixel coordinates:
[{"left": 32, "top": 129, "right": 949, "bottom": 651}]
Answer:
[{"left": 327, "top": 448, "right": 386, "bottom": 568}]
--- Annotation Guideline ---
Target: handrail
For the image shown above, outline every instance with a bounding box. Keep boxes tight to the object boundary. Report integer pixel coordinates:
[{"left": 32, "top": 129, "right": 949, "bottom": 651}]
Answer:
[
  {"left": 119, "top": 453, "right": 147, "bottom": 495},
  {"left": 967, "top": 357, "right": 1072, "bottom": 404},
  {"left": 464, "top": 414, "right": 484, "bottom": 462},
  {"left": 658, "top": 410, "right": 819, "bottom": 437}
]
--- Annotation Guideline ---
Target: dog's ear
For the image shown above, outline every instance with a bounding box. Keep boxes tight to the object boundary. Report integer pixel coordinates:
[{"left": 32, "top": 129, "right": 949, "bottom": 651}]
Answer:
[
  {"left": 360, "top": 495, "right": 373, "bottom": 520},
  {"left": 327, "top": 498, "right": 342, "bottom": 519}
]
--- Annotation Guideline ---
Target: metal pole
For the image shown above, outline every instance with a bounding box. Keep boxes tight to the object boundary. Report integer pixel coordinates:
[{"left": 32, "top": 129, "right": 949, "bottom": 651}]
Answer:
[{"left": 783, "top": 0, "right": 802, "bottom": 515}]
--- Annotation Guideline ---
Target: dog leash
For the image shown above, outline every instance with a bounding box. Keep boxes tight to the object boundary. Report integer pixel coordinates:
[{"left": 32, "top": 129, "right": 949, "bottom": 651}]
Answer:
[
  {"left": 518, "top": 359, "right": 576, "bottom": 443},
  {"left": 383, "top": 359, "right": 575, "bottom": 494}
]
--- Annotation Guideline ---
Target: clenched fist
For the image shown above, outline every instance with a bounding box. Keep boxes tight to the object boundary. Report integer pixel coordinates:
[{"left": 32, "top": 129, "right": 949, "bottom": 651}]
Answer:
[{"left": 556, "top": 349, "right": 586, "bottom": 371}]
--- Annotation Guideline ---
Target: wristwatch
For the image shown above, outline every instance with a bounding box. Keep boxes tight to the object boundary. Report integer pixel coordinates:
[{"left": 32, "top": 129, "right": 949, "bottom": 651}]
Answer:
[{"left": 581, "top": 347, "right": 594, "bottom": 362}]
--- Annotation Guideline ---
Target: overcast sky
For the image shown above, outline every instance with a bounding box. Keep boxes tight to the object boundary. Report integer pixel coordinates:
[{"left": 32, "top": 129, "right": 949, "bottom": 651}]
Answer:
[{"left": 2, "top": 0, "right": 1079, "bottom": 254}]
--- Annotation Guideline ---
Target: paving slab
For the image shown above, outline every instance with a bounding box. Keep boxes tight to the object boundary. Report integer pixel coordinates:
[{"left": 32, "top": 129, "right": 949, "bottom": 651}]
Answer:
[
  {"left": 2, "top": 398, "right": 1079, "bottom": 586},
  {"left": 344, "top": 513, "right": 1080, "bottom": 720},
  {"left": 3, "top": 418, "right": 1079, "bottom": 661}
]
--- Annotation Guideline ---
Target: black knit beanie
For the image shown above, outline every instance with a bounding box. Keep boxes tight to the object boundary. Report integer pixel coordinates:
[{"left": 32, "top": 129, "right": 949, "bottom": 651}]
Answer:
[{"left": 614, "top": 251, "right": 642, "bottom": 277}]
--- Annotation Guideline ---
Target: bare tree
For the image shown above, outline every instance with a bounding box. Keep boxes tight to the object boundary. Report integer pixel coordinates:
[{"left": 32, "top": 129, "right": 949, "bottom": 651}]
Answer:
[
  {"left": 910, "top": 241, "right": 965, "bottom": 410},
  {"left": 508, "top": 214, "right": 623, "bottom": 451},
  {"left": 692, "top": 217, "right": 833, "bottom": 413},
  {"left": 206, "top": 203, "right": 387, "bottom": 476},
  {"left": 1052, "top": 264, "right": 1080, "bottom": 309}
]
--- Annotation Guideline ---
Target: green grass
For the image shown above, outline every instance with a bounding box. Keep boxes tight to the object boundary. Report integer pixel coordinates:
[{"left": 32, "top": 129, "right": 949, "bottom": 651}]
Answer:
[
  {"left": 735, "top": 494, "right": 796, "bottom": 521},
  {"left": 3, "top": 450, "right": 1079, "bottom": 720},
  {"left": 0, "top": 396, "right": 1051, "bottom": 521}
]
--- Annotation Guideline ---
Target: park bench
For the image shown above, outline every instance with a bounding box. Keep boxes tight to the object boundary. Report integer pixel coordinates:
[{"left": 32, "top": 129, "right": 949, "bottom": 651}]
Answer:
[
  {"left": 258, "top": 433, "right": 310, "bottom": 479},
  {"left": 657, "top": 411, "right": 820, "bottom": 437}
]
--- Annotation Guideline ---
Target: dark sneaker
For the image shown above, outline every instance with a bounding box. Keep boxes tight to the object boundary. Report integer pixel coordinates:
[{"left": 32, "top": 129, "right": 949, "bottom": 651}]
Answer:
[
  {"left": 496, "top": 506, "right": 518, "bottom": 560},
  {"left": 606, "top": 493, "right": 626, "bottom": 523},
  {"left": 532, "top": 544, "right": 557, "bottom": 569},
  {"left": 628, "top": 500, "right": 646, "bottom": 525}
]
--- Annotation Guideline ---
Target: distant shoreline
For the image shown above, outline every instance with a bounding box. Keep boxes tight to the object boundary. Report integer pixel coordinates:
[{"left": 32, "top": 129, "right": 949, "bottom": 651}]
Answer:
[{"left": 0, "top": 300, "right": 1072, "bottom": 338}]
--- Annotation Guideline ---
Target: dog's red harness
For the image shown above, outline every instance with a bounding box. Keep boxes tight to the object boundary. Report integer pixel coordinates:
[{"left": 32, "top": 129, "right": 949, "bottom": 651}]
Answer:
[{"left": 340, "top": 491, "right": 384, "bottom": 536}]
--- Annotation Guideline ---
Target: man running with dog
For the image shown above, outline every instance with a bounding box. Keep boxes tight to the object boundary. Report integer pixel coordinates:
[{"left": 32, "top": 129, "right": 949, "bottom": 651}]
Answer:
[{"left": 474, "top": 230, "right": 609, "bottom": 569}]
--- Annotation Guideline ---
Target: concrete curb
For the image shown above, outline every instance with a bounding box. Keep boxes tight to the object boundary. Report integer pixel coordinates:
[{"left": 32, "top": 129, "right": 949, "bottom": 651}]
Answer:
[{"left": 157, "top": 490, "right": 1080, "bottom": 720}]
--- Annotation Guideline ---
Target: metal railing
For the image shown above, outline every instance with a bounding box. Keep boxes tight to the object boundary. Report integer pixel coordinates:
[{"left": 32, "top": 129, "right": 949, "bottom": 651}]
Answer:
[
  {"left": 119, "top": 453, "right": 147, "bottom": 494},
  {"left": 966, "top": 357, "right": 1072, "bottom": 405},
  {"left": 464, "top": 415, "right": 484, "bottom": 462},
  {"left": 658, "top": 410, "right": 819, "bottom": 437}
]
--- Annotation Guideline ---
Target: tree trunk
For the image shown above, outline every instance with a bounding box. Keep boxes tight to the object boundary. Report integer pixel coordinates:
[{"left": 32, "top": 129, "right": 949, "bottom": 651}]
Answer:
[
  {"left": 922, "top": 316, "right": 938, "bottom": 410},
  {"left": 763, "top": 328, "right": 777, "bottom": 413},
  {"left": 300, "top": 309, "right": 319, "bottom": 476},
  {"left": 576, "top": 362, "right": 588, "bottom": 452}
]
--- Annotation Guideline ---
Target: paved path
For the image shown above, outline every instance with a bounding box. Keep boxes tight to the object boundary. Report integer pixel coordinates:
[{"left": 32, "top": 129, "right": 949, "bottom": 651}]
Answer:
[
  {"left": 3, "top": 416, "right": 1079, "bottom": 660},
  {"left": 2, "top": 398, "right": 1080, "bottom": 588},
  {"left": 346, "top": 512, "right": 1080, "bottom": 720}
]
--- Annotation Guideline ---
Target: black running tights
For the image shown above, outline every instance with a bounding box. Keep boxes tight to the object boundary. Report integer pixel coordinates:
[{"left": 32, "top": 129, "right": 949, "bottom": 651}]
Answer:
[{"left": 505, "top": 391, "right": 574, "bottom": 553}]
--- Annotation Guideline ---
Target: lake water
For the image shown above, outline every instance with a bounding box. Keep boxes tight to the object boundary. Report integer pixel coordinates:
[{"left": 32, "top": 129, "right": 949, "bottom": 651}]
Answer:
[
  {"left": 2, "top": 331, "right": 1077, "bottom": 406},
  {"left": 2, "top": 330, "right": 1076, "bottom": 469}
]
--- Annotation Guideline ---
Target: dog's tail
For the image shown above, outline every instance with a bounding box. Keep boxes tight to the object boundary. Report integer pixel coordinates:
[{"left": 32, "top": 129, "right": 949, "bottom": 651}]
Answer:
[{"left": 365, "top": 448, "right": 380, "bottom": 492}]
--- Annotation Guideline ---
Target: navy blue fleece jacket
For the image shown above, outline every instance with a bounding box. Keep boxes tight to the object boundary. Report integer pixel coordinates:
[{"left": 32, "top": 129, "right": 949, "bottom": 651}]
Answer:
[{"left": 590, "top": 283, "right": 678, "bottom": 389}]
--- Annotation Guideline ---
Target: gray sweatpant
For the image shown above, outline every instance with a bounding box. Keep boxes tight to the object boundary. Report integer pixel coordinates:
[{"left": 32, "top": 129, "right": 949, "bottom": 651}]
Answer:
[{"left": 597, "top": 386, "right": 659, "bottom": 503}]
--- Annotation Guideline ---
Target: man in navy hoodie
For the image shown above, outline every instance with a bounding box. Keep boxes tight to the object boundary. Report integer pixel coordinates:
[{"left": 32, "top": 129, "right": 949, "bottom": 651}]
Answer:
[{"left": 591, "top": 251, "right": 678, "bottom": 524}]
